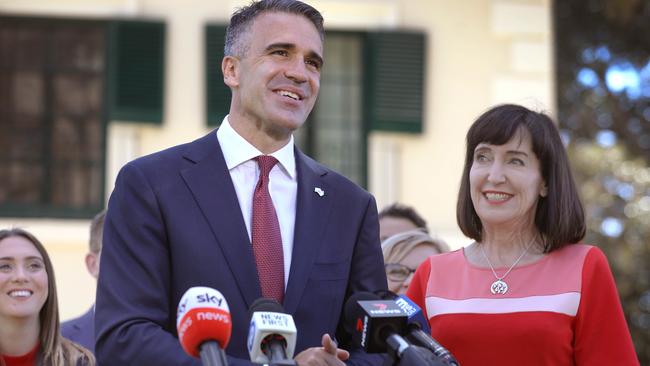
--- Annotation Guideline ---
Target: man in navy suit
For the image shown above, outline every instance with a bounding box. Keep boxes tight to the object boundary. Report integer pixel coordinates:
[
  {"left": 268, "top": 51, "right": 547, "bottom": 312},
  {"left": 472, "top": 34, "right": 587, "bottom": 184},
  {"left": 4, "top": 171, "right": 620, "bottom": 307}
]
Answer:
[
  {"left": 95, "top": 1, "right": 387, "bottom": 365},
  {"left": 61, "top": 210, "right": 105, "bottom": 354}
]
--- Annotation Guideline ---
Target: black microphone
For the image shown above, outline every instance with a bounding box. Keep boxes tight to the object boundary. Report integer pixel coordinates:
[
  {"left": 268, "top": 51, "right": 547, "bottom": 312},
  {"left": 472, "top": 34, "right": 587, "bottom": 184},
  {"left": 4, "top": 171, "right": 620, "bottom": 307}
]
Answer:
[
  {"left": 375, "top": 290, "right": 431, "bottom": 333},
  {"left": 247, "top": 298, "right": 298, "bottom": 366},
  {"left": 343, "top": 292, "right": 405, "bottom": 353},
  {"left": 398, "top": 345, "right": 448, "bottom": 366},
  {"left": 377, "top": 291, "right": 459, "bottom": 366},
  {"left": 343, "top": 292, "right": 445, "bottom": 365},
  {"left": 405, "top": 323, "right": 459, "bottom": 366}
]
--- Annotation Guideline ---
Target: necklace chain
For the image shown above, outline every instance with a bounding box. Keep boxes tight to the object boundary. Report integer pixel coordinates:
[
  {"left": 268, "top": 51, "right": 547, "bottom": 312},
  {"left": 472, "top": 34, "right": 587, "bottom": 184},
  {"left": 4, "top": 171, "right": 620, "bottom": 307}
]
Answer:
[{"left": 479, "top": 243, "right": 530, "bottom": 281}]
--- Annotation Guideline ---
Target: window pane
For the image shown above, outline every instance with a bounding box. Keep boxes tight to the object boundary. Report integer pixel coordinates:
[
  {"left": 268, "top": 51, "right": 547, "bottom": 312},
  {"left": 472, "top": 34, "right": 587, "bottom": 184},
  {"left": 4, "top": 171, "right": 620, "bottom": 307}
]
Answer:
[
  {"left": 0, "top": 17, "right": 106, "bottom": 218},
  {"left": 308, "top": 33, "right": 365, "bottom": 186}
]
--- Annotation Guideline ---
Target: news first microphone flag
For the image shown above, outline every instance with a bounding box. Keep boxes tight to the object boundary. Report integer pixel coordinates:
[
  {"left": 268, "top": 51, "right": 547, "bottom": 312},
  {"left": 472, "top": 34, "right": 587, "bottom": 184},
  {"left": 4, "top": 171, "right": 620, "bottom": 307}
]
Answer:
[{"left": 248, "top": 310, "right": 297, "bottom": 363}]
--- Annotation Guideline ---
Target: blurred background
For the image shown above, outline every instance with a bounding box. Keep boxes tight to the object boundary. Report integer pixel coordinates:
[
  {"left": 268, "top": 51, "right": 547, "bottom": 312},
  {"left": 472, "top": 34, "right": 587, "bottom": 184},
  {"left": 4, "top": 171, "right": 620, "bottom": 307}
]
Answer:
[{"left": 0, "top": 0, "right": 647, "bottom": 362}]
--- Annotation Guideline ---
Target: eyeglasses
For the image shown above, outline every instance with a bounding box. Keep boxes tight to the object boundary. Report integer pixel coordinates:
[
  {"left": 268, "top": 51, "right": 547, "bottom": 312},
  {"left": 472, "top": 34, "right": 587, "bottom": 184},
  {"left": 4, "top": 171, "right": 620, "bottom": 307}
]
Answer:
[{"left": 384, "top": 263, "right": 416, "bottom": 282}]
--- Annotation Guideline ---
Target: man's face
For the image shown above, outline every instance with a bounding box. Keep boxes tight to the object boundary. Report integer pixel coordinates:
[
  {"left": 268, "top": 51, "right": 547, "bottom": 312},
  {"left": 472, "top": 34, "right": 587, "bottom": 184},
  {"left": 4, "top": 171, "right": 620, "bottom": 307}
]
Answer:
[
  {"left": 226, "top": 12, "right": 323, "bottom": 138},
  {"left": 379, "top": 216, "right": 419, "bottom": 242}
]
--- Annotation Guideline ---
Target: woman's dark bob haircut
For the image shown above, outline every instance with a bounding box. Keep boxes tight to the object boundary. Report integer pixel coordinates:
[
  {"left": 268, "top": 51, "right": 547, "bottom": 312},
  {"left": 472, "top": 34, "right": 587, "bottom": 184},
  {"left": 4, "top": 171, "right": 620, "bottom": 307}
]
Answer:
[{"left": 456, "top": 104, "right": 585, "bottom": 252}]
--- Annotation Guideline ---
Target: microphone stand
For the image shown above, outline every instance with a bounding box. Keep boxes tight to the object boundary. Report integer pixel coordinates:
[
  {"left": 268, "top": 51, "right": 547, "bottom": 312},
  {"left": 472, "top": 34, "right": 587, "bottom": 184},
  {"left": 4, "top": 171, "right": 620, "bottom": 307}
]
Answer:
[
  {"left": 199, "top": 342, "right": 228, "bottom": 366},
  {"left": 398, "top": 346, "right": 447, "bottom": 366},
  {"left": 382, "top": 342, "right": 449, "bottom": 366},
  {"left": 264, "top": 339, "right": 297, "bottom": 365}
]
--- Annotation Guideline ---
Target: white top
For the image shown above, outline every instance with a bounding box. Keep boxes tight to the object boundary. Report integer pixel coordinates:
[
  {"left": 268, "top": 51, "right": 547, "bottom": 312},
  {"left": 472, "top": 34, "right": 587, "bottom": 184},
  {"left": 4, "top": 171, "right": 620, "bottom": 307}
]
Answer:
[{"left": 216, "top": 116, "right": 297, "bottom": 287}]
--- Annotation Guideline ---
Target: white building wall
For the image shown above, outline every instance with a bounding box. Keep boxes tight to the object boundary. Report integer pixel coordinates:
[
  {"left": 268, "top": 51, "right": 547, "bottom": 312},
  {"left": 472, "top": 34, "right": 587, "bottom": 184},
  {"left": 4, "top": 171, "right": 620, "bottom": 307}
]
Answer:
[
  {"left": 370, "top": 0, "right": 553, "bottom": 250},
  {"left": 0, "top": 0, "right": 553, "bottom": 319}
]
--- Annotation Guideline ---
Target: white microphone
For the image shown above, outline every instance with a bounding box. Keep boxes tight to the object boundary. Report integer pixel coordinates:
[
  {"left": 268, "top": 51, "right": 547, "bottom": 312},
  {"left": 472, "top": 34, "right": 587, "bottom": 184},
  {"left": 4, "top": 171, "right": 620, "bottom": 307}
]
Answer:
[
  {"left": 176, "top": 286, "right": 232, "bottom": 366},
  {"left": 247, "top": 298, "right": 297, "bottom": 365}
]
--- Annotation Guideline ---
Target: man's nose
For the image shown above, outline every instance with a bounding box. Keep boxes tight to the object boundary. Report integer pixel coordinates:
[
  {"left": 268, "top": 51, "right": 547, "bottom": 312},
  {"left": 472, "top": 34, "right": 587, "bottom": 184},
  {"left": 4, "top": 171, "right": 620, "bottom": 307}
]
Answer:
[{"left": 284, "top": 57, "right": 308, "bottom": 83}]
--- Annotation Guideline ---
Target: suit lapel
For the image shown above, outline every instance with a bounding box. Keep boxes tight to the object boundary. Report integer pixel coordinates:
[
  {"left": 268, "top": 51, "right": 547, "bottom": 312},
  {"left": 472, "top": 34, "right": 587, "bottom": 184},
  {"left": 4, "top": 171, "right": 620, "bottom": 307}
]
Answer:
[
  {"left": 284, "top": 149, "right": 334, "bottom": 314},
  {"left": 180, "top": 131, "right": 261, "bottom": 308}
]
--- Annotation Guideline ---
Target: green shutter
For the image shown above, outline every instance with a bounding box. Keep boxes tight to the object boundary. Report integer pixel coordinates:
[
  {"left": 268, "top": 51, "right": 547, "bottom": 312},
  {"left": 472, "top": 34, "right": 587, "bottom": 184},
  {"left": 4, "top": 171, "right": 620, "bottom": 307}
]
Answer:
[
  {"left": 205, "top": 24, "right": 230, "bottom": 126},
  {"left": 107, "top": 20, "right": 165, "bottom": 124},
  {"left": 365, "top": 31, "right": 426, "bottom": 133}
]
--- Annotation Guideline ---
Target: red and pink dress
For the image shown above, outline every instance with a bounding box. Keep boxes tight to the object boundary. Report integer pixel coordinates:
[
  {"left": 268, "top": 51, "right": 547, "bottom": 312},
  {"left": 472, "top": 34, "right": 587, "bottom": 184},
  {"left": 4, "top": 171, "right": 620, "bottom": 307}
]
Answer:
[{"left": 407, "top": 244, "right": 639, "bottom": 365}]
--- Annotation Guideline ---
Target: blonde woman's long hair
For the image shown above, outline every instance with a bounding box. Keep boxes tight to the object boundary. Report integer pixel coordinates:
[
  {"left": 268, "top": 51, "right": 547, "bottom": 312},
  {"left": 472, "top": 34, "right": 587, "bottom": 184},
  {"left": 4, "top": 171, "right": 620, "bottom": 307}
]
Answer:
[{"left": 0, "top": 228, "right": 95, "bottom": 366}]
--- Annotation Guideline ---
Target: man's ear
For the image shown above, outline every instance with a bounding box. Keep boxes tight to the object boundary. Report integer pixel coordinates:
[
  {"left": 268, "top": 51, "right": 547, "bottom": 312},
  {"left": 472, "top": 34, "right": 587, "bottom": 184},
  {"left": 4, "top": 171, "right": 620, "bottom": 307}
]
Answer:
[
  {"left": 222, "top": 55, "right": 240, "bottom": 88},
  {"left": 85, "top": 252, "right": 100, "bottom": 279}
]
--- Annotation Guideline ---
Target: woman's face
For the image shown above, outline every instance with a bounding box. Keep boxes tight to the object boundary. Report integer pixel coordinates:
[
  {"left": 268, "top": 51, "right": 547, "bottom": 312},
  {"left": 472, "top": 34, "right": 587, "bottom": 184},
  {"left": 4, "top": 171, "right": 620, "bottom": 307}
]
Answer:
[
  {"left": 469, "top": 128, "right": 547, "bottom": 231},
  {"left": 0, "top": 236, "right": 49, "bottom": 321},
  {"left": 386, "top": 244, "right": 440, "bottom": 295}
]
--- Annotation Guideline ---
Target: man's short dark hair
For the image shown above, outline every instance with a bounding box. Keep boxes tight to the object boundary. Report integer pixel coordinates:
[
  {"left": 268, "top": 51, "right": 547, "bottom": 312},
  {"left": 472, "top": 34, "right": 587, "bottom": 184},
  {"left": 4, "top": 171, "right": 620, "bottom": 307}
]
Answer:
[
  {"left": 456, "top": 104, "right": 585, "bottom": 252},
  {"left": 225, "top": 0, "right": 325, "bottom": 57},
  {"left": 379, "top": 202, "right": 428, "bottom": 231}
]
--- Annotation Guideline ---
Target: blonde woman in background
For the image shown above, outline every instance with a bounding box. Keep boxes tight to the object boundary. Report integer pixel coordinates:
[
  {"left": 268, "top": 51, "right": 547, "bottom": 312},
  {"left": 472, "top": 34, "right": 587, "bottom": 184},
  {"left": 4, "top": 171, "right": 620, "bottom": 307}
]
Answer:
[
  {"left": 382, "top": 229, "right": 449, "bottom": 295},
  {"left": 0, "top": 228, "right": 94, "bottom": 366}
]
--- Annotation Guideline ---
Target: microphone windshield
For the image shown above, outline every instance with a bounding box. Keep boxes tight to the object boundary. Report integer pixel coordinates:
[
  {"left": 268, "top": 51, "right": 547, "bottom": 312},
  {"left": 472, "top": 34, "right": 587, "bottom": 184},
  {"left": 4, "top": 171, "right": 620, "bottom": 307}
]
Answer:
[
  {"left": 375, "top": 290, "right": 431, "bottom": 333},
  {"left": 343, "top": 292, "right": 408, "bottom": 353},
  {"left": 176, "top": 286, "right": 232, "bottom": 357},
  {"left": 343, "top": 292, "right": 381, "bottom": 335},
  {"left": 248, "top": 297, "right": 285, "bottom": 317},
  {"left": 374, "top": 289, "right": 398, "bottom": 300}
]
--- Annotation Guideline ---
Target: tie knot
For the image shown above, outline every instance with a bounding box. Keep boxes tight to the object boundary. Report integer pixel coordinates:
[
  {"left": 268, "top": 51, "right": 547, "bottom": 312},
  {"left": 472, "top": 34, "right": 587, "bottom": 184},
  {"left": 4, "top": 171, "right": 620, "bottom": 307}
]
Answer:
[{"left": 256, "top": 155, "right": 278, "bottom": 178}]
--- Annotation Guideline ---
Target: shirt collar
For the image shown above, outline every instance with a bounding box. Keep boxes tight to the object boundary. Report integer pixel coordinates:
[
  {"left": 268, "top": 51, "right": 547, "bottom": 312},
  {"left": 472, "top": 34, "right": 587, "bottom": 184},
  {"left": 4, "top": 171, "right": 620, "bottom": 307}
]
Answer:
[{"left": 216, "top": 115, "right": 296, "bottom": 179}]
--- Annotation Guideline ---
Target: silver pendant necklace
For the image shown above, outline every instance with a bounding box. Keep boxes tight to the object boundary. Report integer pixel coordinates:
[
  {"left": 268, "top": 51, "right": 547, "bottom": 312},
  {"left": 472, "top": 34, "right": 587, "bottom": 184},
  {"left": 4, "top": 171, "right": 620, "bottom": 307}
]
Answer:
[{"left": 479, "top": 243, "right": 530, "bottom": 295}]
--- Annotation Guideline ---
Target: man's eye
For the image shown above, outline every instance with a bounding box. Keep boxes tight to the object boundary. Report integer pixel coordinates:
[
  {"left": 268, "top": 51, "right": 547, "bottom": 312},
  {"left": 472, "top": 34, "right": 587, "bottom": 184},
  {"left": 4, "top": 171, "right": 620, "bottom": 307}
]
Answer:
[
  {"left": 271, "top": 50, "right": 288, "bottom": 56},
  {"left": 306, "top": 59, "right": 321, "bottom": 70}
]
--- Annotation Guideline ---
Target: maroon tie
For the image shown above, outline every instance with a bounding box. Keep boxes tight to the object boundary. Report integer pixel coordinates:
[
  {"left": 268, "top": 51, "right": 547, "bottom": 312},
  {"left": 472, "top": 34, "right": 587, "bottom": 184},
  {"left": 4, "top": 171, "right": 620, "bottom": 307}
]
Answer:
[{"left": 251, "top": 155, "right": 285, "bottom": 303}]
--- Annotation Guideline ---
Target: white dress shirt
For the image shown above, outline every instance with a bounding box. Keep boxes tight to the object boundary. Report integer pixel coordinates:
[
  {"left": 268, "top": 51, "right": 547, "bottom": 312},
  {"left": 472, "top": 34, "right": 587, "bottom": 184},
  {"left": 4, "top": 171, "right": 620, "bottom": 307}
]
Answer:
[{"left": 216, "top": 116, "right": 297, "bottom": 287}]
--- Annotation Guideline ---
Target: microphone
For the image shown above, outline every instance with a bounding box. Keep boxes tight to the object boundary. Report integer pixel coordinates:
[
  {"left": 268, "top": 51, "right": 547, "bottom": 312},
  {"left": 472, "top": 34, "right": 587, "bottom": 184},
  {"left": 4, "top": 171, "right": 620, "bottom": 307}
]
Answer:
[
  {"left": 343, "top": 292, "right": 446, "bottom": 366},
  {"left": 404, "top": 323, "right": 459, "bottom": 366},
  {"left": 377, "top": 291, "right": 459, "bottom": 366},
  {"left": 176, "top": 286, "right": 231, "bottom": 366},
  {"left": 343, "top": 292, "right": 407, "bottom": 354},
  {"left": 247, "top": 298, "right": 298, "bottom": 366},
  {"left": 398, "top": 345, "right": 449, "bottom": 366},
  {"left": 376, "top": 290, "right": 431, "bottom": 334}
]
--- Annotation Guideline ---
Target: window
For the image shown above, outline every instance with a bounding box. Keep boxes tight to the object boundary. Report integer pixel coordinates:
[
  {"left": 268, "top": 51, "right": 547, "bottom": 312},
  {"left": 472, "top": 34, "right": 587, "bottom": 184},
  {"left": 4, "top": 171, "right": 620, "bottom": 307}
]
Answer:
[
  {"left": 0, "top": 16, "right": 165, "bottom": 218},
  {"left": 294, "top": 32, "right": 366, "bottom": 185},
  {"left": 107, "top": 20, "right": 165, "bottom": 124},
  {"left": 204, "top": 26, "right": 426, "bottom": 187},
  {"left": 0, "top": 17, "right": 106, "bottom": 218}
]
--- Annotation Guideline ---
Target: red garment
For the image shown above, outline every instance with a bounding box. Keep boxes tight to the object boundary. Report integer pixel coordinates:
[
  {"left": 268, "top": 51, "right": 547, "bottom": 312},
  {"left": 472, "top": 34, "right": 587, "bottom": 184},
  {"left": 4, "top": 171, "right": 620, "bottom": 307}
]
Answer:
[
  {"left": 251, "top": 155, "right": 285, "bottom": 303},
  {"left": 1, "top": 343, "right": 38, "bottom": 366},
  {"left": 406, "top": 244, "right": 639, "bottom": 366}
]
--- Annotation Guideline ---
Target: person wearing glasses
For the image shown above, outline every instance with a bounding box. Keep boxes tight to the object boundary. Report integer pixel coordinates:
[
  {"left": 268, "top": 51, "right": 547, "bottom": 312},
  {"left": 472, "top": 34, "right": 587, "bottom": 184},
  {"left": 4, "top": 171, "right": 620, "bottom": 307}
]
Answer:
[{"left": 382, "top": 229, "right": 448, "bottom": 295}]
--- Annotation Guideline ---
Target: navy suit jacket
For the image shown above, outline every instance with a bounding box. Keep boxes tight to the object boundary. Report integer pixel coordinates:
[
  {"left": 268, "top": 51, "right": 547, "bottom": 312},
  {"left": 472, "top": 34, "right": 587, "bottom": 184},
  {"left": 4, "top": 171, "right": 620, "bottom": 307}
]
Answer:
[
  {"left": 95, "top": 131, "right": 387, "bottom": 365},
  {"left": 61, "top": 307, "right": 95, "bottom": 354}
]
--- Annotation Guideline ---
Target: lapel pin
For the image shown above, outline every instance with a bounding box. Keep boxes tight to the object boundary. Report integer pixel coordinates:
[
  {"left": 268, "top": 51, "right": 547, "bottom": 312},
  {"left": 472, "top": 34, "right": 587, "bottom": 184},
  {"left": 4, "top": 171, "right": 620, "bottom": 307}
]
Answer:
[{"left": 314, "top": 187, "right": 325, "bottom": 197}]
